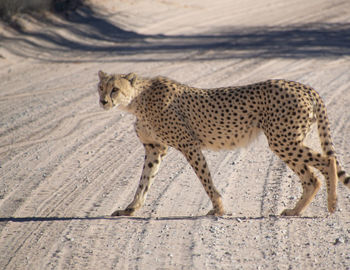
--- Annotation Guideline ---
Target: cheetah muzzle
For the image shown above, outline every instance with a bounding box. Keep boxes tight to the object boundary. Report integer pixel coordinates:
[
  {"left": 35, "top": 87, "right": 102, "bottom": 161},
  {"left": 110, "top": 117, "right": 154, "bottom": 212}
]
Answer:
[{"left": 97, "top": 70, "right": 350, "bottom": 217}]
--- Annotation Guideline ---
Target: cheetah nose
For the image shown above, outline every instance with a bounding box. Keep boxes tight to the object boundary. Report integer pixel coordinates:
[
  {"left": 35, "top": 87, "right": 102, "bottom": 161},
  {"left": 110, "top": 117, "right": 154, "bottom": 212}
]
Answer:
[{"left": 100, "top": 100, "right": 108, "bottom": 105}]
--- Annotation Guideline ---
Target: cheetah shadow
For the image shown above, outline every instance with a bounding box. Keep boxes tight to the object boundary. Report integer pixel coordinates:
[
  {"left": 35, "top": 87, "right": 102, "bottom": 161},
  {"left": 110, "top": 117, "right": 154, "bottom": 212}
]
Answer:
[{"left": 0, "top": 214, "right": 325, "bottom": 223}]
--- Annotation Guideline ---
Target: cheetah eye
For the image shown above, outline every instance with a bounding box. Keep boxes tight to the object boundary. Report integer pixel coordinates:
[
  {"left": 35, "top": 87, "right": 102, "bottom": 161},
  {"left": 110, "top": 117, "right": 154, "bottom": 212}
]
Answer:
[{"left": 111, "top": 87, "right": 119, "bottom": 94}]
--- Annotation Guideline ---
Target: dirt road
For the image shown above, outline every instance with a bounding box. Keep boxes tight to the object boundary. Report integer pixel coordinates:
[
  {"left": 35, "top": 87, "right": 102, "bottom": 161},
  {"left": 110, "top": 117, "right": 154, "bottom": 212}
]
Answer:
[{"left": 1, "top": 0, "right": 350, "bottom": 269}]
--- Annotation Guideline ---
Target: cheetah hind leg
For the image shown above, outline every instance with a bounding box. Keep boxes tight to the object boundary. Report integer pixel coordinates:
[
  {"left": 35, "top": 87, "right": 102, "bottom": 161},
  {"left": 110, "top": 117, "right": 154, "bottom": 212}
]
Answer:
[
  {"left": 268, "top": 145, "right": 322, "bottom": 216},
  {"left": 279, "top": 147, "right": 338, "bottom": 216},
  {"left": 327, "top": 156, "right": 338, "bottom": 213},
  {"left": 302, "top": 153, "right": 338, "bottom": 214},
  {"left": 280, "top": 164, "right": 321, "bottom": 216}
]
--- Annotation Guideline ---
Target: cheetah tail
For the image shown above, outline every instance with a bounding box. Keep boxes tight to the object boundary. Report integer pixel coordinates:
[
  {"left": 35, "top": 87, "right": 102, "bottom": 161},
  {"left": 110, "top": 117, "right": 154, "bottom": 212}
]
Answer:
[{"left": 313, "top": 90, "right": 350, "bottom": 188}]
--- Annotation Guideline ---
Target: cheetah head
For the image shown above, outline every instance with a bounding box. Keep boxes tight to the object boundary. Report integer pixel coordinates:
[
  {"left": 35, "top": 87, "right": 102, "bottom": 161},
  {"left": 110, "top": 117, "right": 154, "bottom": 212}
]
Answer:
[{"left": 97, "top": 70, "right": 137, "bottom": 110}]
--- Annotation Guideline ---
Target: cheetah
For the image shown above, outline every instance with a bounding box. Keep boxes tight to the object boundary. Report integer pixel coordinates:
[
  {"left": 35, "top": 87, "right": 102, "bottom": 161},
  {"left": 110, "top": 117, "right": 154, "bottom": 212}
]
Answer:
[{"left": 97, "top": 70, "right": 350, "bottom": 216}]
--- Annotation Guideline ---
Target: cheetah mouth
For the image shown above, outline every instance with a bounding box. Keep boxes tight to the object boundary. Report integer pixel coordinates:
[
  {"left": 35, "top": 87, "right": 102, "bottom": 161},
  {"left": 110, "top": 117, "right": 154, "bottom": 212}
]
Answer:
[
  {"left": 111, "top": 99, "right": 119, "bottom": 108},
  {"left": 100, "top": 100, "right": 112, "bottom": 110}
]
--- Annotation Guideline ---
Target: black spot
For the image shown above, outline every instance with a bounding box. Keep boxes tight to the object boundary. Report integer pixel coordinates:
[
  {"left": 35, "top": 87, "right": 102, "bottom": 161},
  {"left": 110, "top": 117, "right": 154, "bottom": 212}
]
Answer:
[
  {"left": 338, "top": 171, "right": 346, "bottom": 177},
  {"left": 344, "top": 177, "right": 350, "bottom": 185},
  {"left": 148, "top": 162, "right": 153, "bottom": 168},
  {"left": 326, "top": 150, "right": 334, "bottom": 156}
]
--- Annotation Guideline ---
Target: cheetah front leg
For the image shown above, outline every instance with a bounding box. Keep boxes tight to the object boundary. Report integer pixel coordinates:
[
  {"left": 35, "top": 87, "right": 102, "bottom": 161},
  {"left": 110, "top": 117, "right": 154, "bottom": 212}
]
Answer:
[
  {"left": 180, "top": 147, "right": 224, "bottom": 216},
  {"left": 111, "top": 143, "right": 168, "bottom": 216}
]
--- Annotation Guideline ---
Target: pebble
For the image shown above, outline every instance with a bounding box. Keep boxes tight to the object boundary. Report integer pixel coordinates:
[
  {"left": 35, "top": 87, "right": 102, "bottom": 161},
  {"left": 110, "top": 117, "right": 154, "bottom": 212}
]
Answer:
[
  {"left": 209, "top": 226, "right": 216, "bottom": 233},
  {"left": 334, "top": 237, "right": 345, "bottom": 245}
]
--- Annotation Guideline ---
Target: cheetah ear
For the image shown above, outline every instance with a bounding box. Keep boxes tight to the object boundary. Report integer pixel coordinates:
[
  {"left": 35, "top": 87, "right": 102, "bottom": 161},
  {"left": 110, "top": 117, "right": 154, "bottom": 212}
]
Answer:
[
  {"left": 125, "top": 72, "right": 137, "bottom": 86},
  {"left": 98, "top": 70, "right": 107, "bottom": 80}
]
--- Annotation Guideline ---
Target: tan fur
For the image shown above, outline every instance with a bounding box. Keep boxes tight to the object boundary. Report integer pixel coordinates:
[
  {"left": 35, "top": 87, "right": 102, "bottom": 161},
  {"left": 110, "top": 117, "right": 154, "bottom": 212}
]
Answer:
[{"left": 97, "top": 71, "right": 350, "bottom": 216}]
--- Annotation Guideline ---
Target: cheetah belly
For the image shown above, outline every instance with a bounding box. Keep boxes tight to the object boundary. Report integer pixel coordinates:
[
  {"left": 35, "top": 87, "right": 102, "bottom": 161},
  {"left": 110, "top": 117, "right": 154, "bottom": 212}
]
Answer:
[{"left": 198, "top": 126, "right": 262, "bottom": 151}]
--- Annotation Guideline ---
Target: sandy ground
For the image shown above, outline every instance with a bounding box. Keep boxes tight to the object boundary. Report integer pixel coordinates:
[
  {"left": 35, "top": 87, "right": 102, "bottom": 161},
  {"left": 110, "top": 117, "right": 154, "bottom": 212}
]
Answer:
[{"left": 1, "top": 0, "right": 350, "bottom": 269}]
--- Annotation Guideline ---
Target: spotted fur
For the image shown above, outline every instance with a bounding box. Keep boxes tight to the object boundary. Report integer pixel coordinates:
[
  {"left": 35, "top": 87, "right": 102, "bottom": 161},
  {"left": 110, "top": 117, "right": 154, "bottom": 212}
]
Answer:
[{"left": 97, "top": 70, "right": 349, "bottom": 216}]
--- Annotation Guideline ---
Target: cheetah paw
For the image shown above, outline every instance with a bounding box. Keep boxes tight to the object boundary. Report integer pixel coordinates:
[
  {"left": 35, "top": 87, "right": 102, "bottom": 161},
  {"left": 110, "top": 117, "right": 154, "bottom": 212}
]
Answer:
[
  {"left": 206, "top": 208, "right": 224, "bottom": 216},
  {"left": 327, "top": 200, "right": 337, "bottom": 214},
  {"left": 111, "top": 208, "right": 135, "bottom": 216},
  {"left": 280, "top": 208, "right": 300, "bottom": 216}
]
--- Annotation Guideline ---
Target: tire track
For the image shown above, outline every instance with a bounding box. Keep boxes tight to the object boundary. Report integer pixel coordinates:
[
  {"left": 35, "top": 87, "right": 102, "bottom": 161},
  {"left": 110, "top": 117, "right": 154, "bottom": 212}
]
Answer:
[
  {"left": 0, "top": 83, "right": 96, "bottom": 142},
  {"left": 0, "top": 110, "right": 127, "bottom": 218},
  {"left": 260, "top": 155, "right": 290, "bottom": 217},
  {"left": 0, "top": 111, "right": 109, "bottom": 154},
  {"left": 0, "top": 115, "right": 141, "bottom": 269},
  {"left": 0, "top": 85, "right": 84, "bottom": 101},
  {"left": 1, "top": 0, "right": 350, "bottom": 269},
  {"left": 0, "top": 110, "right": 113, "bottom": 205},
  {"left": 2, "top": 113, "right": 135, "bottom": 215}
]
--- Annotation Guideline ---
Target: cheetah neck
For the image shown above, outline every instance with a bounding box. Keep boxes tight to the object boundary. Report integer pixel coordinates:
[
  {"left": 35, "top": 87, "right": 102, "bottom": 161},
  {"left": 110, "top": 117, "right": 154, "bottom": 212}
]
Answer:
[{"left": 119, "top": 78, "right": 152, "bottom": 114}]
